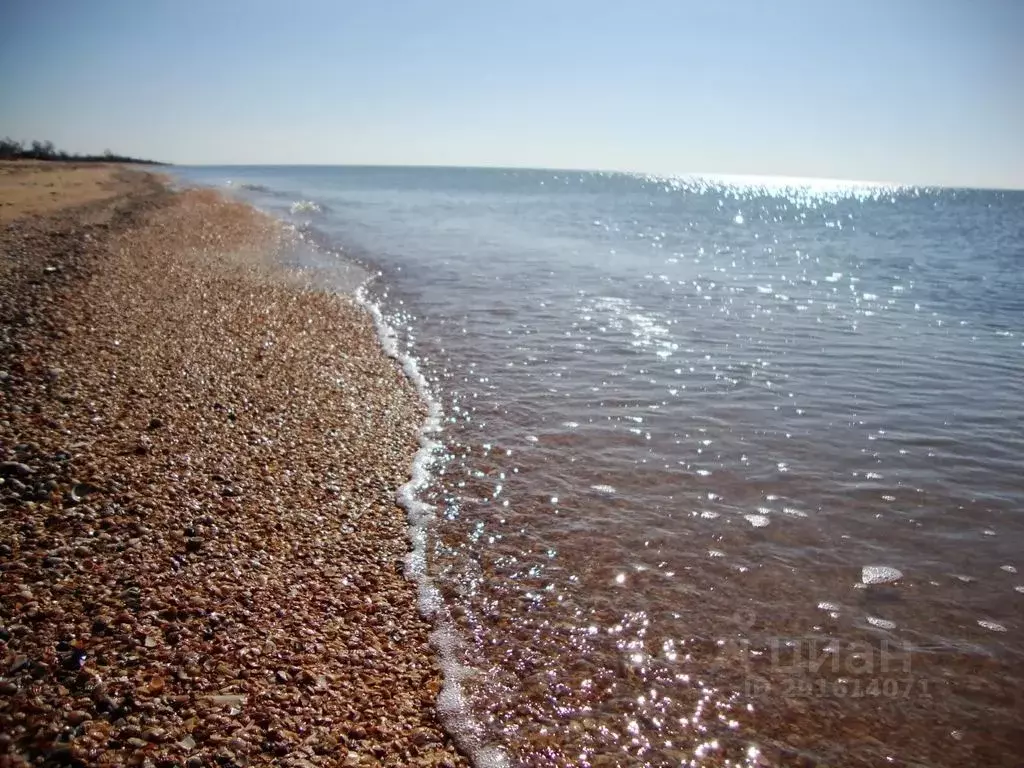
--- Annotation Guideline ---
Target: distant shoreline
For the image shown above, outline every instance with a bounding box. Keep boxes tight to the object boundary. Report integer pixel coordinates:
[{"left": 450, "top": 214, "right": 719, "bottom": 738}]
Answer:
[{"left": 0, "top": 138, "right": 167, "bottom": 166}]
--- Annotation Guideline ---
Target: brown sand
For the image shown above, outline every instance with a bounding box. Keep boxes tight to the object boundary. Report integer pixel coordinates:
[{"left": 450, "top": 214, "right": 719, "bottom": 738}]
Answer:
[
  {"left": 0, "top": 163, "right": 467, "bottom": 767},
  {"left": 0, "top": 162, "right": 138, "bottom": 226}
]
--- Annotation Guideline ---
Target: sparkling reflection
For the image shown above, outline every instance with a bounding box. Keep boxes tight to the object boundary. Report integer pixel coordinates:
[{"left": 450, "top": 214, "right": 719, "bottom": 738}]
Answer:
[{"left": 315, "top": 168, "right": 1022, "bottom": 766}]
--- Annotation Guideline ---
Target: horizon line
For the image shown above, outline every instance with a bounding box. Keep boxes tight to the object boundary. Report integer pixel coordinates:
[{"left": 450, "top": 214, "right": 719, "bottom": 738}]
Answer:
[{"left": 176, "top": 162, "right": 1024, "bottom": 193}]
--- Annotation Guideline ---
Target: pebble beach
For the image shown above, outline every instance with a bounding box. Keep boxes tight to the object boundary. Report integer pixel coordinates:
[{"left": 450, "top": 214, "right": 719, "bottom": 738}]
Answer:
[{"left": 0, "top": 163, "right": 466, "bottom": 767}]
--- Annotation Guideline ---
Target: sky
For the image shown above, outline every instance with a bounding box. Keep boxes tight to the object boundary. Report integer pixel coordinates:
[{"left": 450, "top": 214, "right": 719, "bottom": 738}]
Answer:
[{"left": 1, "top": 0, "right": 1022, "bottom": 188}]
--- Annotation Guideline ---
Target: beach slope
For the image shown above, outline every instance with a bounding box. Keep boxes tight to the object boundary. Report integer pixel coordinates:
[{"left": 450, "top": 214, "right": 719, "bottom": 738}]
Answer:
[{"left": 0, "top": 163, "right": 465, "bottom": 767}]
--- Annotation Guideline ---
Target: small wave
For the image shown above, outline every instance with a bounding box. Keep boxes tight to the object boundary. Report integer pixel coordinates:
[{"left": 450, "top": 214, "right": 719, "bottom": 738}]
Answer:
[
  {"left": 978, "top": 619, "right": 1007, "bottom": 632},
  {"left": 290, "top": 199, "right": 327, "bottom": 215},
  {"left": 861, "top": 565, "right": 903, "bottom": 585},
  {"left": 239, "top": 183, "right": 271, "bottom": 192}
]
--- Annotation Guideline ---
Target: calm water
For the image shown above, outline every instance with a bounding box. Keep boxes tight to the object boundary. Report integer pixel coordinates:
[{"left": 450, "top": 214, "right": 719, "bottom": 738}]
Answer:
[{"left": 174, "top": 166, "right": 1024, "bottom": 767}]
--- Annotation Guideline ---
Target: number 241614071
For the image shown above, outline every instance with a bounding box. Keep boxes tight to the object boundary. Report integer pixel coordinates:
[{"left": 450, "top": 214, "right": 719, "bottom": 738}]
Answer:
[{"left": 748, "top": 678, "right": 929, "bottom": 698}]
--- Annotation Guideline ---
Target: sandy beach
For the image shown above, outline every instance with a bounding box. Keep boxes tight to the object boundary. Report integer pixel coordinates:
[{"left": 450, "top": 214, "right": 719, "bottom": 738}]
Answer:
[{"left": 0, "top": 163, "right": 466, "bottom": 767}]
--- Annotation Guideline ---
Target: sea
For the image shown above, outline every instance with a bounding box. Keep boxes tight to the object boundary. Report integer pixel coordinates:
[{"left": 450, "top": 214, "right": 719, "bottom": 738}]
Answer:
[{"left": 170, "top": 166, "right": 1024, "bottom": 767}]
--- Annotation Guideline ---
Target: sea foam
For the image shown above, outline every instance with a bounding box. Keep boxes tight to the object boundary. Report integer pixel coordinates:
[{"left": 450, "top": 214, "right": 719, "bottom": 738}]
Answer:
[{"left": 356, "top": 278, "right": 508, "bottom": 768}]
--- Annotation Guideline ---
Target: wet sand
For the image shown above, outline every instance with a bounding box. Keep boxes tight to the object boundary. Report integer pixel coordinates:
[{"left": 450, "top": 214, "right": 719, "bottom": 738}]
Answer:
[{"left": 0, "top": 163, "right": 466, "bottom": 767}]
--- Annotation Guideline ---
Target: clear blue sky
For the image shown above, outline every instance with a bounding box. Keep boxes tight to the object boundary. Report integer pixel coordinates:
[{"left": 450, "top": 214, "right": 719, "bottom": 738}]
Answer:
[{"left": 2, "top": 0, "right": 1022, "bottom": 188}]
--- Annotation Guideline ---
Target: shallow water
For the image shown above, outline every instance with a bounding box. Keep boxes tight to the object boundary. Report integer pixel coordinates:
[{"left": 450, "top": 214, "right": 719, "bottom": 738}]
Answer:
[{"left": 174, "top": 166, "right": 1024, "bottom": 766}]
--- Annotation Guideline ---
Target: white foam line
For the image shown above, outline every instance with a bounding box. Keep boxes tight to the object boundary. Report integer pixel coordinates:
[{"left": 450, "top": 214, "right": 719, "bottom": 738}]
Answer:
[{"left": 355, "top": 279, "right": 508, "bottom": 768}]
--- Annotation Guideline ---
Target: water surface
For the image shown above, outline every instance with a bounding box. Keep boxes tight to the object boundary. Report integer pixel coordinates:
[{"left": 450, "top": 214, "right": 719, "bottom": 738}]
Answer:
[{"left": 175, "top": 166, "right": 1024, "bottom": 767}]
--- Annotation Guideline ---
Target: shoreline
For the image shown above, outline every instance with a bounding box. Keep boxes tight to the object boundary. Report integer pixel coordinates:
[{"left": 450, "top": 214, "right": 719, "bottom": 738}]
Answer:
[{"left": 0, "top": 164, "right": 467, "bottom": 766}]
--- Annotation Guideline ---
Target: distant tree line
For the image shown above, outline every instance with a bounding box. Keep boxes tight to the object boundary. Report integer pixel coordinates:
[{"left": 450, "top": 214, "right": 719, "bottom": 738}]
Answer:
[{"left": 0, "top": 137, "right": 165, "bottom": 165}]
